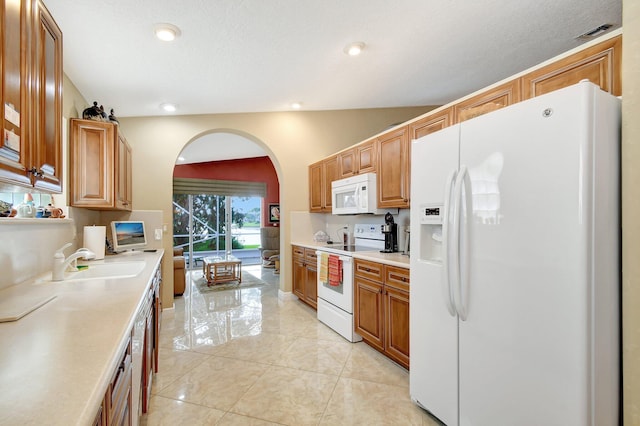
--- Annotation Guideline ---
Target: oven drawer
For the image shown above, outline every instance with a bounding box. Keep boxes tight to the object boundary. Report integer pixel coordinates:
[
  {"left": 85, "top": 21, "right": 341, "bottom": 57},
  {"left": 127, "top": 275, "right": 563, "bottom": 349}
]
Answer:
[
  {"left": 354, "top": 258, "right": 383, "bottom": 283},
  {"left": 317, "top": 298, "right": 362, "bottom": 343}
]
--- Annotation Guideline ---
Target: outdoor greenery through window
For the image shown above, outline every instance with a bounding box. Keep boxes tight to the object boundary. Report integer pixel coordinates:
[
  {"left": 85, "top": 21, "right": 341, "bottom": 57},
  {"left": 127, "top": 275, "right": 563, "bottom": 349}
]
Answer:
[{"left": 173, "top": 194, "right": 262, "bottom": 266}]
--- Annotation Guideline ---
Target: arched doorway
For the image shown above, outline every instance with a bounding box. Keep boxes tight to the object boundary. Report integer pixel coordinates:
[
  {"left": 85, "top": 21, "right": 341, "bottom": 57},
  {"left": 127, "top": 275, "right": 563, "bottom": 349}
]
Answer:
[{"left": 171, "top": 130, "right": 281, "bottom": 272}]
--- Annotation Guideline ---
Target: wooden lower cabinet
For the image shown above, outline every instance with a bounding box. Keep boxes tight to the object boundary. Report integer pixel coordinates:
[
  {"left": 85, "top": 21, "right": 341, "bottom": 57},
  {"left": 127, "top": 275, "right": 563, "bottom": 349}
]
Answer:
[
  {"left": 384, "top": 284, "right": 410, "bottom": 368},
  {"left": 292, "top": 245, "right": 318, "bottom": 309},
  {"left": 354, "top": 259, "right": 410, "bottom": 369},
  {"left": 354, "top": 276, "right": 384, "bottom": 351},
  {"left": 94, "top": 336, "right": 132, "bottom": 426},
  {"left": 95, "top": 264, "right": 162, "bottom": 425}
]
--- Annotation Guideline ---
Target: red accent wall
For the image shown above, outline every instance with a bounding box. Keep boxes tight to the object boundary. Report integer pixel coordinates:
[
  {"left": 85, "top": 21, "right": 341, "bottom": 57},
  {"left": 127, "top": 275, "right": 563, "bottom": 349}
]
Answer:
[{"left": 173, "top": 156, "right": 279, "bottom": 226}]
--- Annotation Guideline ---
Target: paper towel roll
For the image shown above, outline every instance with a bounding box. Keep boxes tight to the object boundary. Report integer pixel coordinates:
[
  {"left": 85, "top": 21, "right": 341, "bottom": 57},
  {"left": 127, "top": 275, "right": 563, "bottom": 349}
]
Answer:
[{"left": 83, "top": 226, "right": 106, "bottom": 260}]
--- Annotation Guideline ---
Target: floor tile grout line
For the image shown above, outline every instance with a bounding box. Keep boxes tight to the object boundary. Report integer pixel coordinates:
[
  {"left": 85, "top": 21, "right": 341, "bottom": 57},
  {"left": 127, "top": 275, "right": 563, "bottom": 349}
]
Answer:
[{"left": 151, "top": 351, "right": 214, "bottom": 395}]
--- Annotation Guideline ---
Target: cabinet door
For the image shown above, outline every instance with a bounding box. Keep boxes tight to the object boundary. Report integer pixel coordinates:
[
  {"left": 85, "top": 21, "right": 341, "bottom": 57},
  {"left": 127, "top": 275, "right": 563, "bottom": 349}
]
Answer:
[
  {"left": 292, "top": 257, "right": 306, "bottom": 300},
  {"left": 32, "top": 0, "right": 62, "bottom": 192},
  {"left": 0, "top": 0, "right": 33, "bottom": 188},
  {"left": 69, "top": 119, "right": 115, "bottom": 208},
  {"left": 521, "top": 35, "right": 621, "bottom": 99},
  {"left": 409, "top": 107, "right": 453, "bottom": 140},
  {"left": 454, "top": 79, "right": 520, "bottom": 123},
  {"left": 115, "top": 133, "right": 132, "bottom": 210},
  {"left": 384, "top": 285, "right": 410, "bottom": 369},
  {"left": 305, "top": 263, "right": 318, "bottom": 309},
  {"left": 308, "top": 161, "right": 323, "bottom": 212},
  {"left": 338, "top": 148, "right": 356, "bottom": 178},
  {"left": 355, "top": 139, "right": 376, "bottom": 174},
  {"left": 377, "top": 126, "right": 410, "bottom": 208},
  {"left": 322, "top": 155, "right": 338, "bottom": 212},
  {"left": 354, "top": 276, "right": 384, "bottom": 351}
]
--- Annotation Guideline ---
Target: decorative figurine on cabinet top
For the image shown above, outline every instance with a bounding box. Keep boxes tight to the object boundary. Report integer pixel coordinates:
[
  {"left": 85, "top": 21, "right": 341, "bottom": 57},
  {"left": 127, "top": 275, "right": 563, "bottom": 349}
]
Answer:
[
  {"left": 82, "top": 101, "right": 102, "bottom": 120},
  {"left": 108, "top": 109, "right": 119, "bottom": 124}
]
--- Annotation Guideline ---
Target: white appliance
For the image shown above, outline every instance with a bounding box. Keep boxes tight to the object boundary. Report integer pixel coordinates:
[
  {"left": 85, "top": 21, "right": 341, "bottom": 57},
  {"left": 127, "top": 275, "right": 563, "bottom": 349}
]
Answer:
[
  {"left": 409, "top": 81, "right": 620, "bottom": 426},
  {"left": 332, "top": 173, "right": 385, "bottom": 215},
  {"left": 316, "top": 224, "right": 385, "bottom": 342}
]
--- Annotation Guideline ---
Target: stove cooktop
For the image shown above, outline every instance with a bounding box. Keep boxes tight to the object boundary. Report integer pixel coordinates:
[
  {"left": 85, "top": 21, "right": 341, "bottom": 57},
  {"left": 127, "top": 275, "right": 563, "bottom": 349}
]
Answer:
[{"left": 321, "top": 244, "right": 377, "bottom": 253}]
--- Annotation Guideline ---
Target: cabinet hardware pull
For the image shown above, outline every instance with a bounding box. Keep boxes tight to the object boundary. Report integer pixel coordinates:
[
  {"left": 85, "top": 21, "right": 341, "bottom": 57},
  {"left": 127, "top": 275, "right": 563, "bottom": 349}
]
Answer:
[{"left": 27, "top": 167, "right": 44, "bottom": 177}]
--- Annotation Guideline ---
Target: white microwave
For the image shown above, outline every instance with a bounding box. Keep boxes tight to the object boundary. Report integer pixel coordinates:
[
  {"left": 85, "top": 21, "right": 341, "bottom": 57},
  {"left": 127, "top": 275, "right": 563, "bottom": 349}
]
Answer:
[{"left": 331, "top": 173, "right": 385, "bottom": 215}]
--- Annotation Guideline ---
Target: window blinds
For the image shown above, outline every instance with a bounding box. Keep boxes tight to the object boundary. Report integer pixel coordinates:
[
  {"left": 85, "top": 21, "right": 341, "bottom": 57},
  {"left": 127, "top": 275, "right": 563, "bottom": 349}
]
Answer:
[{"left": 173, "top": 178, "right": 266, "bottom": 197}]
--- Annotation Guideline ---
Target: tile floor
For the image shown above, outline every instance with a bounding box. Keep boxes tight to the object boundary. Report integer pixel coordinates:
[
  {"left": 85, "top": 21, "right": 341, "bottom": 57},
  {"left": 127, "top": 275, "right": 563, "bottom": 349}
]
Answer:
[{"left": 142, "top": 265, "right": 440, "bottom": 425}]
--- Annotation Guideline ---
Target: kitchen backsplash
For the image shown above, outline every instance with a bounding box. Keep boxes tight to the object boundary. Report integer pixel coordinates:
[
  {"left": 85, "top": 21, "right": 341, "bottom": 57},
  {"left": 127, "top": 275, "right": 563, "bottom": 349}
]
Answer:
[
  {"left": 290, "top": 209, "right": 410, "bottom": 250},
  {"left": 0, "top": 208, "right": 163, "bottom": 291}
]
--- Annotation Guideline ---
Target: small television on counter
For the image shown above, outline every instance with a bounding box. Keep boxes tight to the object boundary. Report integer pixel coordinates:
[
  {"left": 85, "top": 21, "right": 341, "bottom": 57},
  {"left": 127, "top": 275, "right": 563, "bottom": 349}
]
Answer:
[{"left": 111, "top": 221, "right": 147, "bottom": 253}]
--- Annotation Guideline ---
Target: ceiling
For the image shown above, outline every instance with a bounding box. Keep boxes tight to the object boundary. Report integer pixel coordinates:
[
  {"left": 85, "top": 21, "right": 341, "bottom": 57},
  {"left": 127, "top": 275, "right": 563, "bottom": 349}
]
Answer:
[{"left": 44, "top": 0, "right": 621, "bottom": 163}]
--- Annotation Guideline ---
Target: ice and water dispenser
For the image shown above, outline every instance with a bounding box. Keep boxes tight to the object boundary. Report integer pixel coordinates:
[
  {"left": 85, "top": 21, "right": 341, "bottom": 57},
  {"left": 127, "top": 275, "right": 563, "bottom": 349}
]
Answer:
[{"left": 419, "top": 204, "right": 444, "bottom": 263}]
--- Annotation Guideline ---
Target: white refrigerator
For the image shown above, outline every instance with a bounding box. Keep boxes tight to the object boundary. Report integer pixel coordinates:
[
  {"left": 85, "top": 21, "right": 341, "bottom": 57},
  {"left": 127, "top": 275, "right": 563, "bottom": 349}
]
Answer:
[{"left": 409, "top": 81, "right": 620, "bottom": 426}]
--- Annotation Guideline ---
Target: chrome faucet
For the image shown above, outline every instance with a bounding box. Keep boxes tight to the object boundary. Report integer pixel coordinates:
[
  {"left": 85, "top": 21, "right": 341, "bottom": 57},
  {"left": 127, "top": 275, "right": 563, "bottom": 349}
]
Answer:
[{"left": 52, "top": 243, "right": 96, "bottom": 281}]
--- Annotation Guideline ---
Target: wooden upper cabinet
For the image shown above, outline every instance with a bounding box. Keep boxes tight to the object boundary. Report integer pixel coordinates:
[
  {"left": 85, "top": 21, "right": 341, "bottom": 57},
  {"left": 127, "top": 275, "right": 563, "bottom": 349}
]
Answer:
[
  {"left": 455, "top": 79, "right": 521, "bottom": 123},
  {"left": 32, "top": 0, "right": 63, "bottom": 193},
  {"left": 355, "top": 139, "right": 376, "bottom": 174},
  {"left": 338, "top": 138, "right": 377, "bottom": 178},
  {"left": 309, "top": 160, "right": 323, "bottom": 212},
  {"left": 521, "top": 35, "right": 621, "bottom": 99},
  {"left": 377, "top": 126, "right": 410, "bottom": 208},
  {"left": 69, "top": 119, "right": 115, "bottom": 208},
  {"left": 409, "top": 107, "right": 453, "bottom": 141},
  {"left": 0, "top": 0, "right": 63, "bottom": 193},
  {"left": 115, "top": 133, "right": 133, "bottom": 210},
  {"left": 323, "top": 155, "right": 338, "bottom": 211},
  {"left": 309, "top": 155, "right": 338, "bottom": 212},
  {"left": 337, "top": 149, "right": 356, "bottom": 178},
  {"left": 0, "top": 0, "right": 33, "bottom": 189},
  {"left": 69, "top": 119, "right": 133, "bottom": 210}
]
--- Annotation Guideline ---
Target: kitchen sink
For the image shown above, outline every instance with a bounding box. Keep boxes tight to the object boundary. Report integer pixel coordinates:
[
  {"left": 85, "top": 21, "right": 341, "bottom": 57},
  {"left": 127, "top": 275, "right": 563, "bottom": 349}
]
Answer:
[{"left": 58, "top": 261, "right": 146, "bottom": 282}]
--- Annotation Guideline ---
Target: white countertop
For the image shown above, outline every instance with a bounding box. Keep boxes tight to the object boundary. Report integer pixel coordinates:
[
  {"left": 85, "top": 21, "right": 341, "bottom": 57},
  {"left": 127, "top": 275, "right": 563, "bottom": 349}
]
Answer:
[
  {"left": 0, "top": 250, "right": 164, "bottom": 425},
  {"left": 292, "top": 241, "right": 410, "bottom": 268}
]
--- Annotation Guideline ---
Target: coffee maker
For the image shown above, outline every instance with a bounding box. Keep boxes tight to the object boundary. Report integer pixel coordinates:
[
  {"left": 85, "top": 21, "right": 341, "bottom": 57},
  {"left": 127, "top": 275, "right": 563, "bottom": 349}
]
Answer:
[{"left": 381, "top": 212, "right": 398, "bottom": 253}]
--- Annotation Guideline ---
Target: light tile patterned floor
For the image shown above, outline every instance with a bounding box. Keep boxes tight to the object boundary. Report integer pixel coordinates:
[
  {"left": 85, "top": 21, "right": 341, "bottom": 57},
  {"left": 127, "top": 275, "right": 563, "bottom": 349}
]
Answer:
[{"left": 143, "top": 266, "right": 440, "bottom": 425}]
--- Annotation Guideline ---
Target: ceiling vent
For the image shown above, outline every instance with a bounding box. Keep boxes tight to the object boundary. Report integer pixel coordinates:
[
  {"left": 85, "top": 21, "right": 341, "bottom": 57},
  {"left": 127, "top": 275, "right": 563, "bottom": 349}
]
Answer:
[{"left": 576, "top": 24, "right": 614, "bottom": 39}]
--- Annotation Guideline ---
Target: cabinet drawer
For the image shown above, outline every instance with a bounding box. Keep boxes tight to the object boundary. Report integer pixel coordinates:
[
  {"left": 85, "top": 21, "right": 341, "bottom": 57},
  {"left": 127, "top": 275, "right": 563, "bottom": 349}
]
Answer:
[
  {"left": 304, "top": 248, "right": 317, "bottom": 263},
  {"left": 292, "top": 245, "right": 305, "bottom": 259},
  {"left": 385, "top": 265, "right": 410, "bottom": 292},
  {"left": 354, "top": 259, "right": 383, "bottom": 283}
]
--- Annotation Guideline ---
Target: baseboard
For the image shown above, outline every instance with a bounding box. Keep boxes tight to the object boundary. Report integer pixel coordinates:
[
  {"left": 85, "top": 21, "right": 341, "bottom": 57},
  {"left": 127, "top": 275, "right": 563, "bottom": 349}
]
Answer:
[{"left": 278, "top": 289, "right": 298, "bottom": 302}]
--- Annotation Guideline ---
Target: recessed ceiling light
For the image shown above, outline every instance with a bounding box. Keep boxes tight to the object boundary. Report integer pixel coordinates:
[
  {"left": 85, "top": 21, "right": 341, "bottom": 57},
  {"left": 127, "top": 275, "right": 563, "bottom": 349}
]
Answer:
[
  {"left": 160, "top": 103, "right": 177, "bottom": 112},
  {"left": 344, "top": 42, "right": 365, "bottom": 56},
  {"left": 291, "top": 102, "right": 302, "bottom": 110},
  {"left": 154, "top": 23, "right": 181, "bottom": 41}
]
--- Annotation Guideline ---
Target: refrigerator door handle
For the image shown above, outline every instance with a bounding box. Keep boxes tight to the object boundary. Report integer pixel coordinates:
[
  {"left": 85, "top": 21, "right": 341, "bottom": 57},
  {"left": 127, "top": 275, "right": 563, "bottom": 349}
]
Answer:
[
  {"left": 452, "top": 166, "right": 470, "bottom": 320},
  {"left": 455, "top": 166, "right": 472, "bottom": 321},
  {"left": 442, "top": 169, "right": 457, "bottom": 317}
]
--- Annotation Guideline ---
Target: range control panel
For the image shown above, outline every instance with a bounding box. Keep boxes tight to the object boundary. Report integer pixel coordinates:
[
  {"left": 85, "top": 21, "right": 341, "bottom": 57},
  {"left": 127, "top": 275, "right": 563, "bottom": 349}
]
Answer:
[{"left": 353, "top": 223, "right": 385, "bottom": 241}]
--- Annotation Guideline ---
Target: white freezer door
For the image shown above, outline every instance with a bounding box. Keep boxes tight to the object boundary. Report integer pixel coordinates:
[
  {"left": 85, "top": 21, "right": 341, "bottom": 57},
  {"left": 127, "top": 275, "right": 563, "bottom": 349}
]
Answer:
[
  {"left": 456, "top": 82, "right": 618, "bottom": 426},
  {"left": 410, "top": 125, "right": 460, "bottom": 426}
]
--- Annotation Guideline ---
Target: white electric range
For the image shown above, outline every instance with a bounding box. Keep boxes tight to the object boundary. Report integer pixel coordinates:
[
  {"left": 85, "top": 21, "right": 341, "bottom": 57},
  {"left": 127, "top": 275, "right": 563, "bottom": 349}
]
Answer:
[{"left": 315, "top": 224, "right": 385, "bottom": 342}]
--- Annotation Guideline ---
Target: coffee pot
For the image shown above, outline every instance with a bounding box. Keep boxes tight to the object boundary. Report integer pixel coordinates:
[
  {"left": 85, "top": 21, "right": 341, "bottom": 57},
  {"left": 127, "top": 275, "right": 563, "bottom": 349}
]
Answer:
[{"left": 381, "top": 212, "right": 398, "bottom": 253}]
